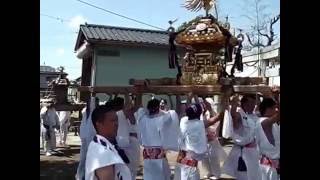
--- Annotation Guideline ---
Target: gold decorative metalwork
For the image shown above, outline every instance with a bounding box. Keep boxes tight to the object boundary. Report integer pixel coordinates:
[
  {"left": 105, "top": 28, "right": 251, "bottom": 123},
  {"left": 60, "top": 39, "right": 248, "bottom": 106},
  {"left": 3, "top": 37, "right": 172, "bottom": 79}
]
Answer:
[
  {"left": 177, "top": 1, "right": 239, "bottom": 85},
  {"left": 183, "top": 0, "right": 215, "bottom": 15}
]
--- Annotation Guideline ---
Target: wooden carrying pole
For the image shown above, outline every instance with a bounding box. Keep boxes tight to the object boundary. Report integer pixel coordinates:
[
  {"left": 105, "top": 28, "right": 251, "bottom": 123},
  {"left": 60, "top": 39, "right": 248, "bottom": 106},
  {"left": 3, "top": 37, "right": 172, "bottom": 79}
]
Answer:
[{"left": 78, "top": 85, "right": 272, "bottom": 96}]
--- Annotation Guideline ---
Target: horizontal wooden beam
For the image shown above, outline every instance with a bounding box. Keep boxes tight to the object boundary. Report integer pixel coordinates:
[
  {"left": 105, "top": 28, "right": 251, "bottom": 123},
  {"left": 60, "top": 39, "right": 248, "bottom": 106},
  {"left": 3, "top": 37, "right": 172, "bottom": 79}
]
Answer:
[
  {"left": 129, "top": 78, "right": 177, "bottom": 86},
  {"left": 129, "top": 77, "right": 266, "bottom": 86},
  {"left": 233, "top": 85, "right": 271, "bottom": 95},
  {"left": 78, "top": 86, "right": 136, "bottom": 94},
  {"left": 78, "top": 85, "right": 272, "bottom": 95},
  {"left": 139, "top": 85, "right": 223, "bottom": 95}
]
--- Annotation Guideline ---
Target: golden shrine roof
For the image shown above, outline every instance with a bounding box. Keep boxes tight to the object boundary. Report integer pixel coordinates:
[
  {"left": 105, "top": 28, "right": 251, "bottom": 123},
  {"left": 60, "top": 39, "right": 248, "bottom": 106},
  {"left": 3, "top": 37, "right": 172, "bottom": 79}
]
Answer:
[{"left": 175, "top": 18, "right": 238, "bottom": 48}]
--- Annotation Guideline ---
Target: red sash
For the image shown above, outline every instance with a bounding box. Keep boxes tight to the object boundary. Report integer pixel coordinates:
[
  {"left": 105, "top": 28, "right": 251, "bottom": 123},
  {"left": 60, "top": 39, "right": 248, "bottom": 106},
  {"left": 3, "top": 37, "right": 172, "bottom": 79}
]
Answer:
[
  {"left": 260, "top": 155, "right": 279, "bottom": 170},
  {"left": 176, "top": 150, "right": 198, "bottom": 167},
  {"left": 143, "top": 147, "right": 166, "bottom": 159},
  {"left": 244, "top": 141, "right": 257, "bottom": 148}
]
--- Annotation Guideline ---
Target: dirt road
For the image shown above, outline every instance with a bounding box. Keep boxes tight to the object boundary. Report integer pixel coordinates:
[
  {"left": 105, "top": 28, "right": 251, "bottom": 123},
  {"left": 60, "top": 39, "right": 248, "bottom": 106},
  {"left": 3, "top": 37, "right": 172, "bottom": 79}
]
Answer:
[{"left": 40, "top": 133, "right": 235, "bottom": 180}]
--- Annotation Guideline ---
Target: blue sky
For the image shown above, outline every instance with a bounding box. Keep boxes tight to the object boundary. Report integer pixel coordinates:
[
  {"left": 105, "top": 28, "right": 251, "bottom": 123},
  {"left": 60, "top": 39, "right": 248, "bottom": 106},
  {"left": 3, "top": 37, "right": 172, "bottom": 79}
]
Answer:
[{"left": 40, "top": 0, "right": 279, "bottom": 79}]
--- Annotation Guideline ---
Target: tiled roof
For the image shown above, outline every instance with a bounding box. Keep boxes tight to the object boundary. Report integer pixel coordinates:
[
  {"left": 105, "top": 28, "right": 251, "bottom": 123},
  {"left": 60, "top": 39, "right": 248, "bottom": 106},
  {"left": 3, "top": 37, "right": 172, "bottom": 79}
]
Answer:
[{"left": 76, "top": 24, "right": 169, "bottom": 49}]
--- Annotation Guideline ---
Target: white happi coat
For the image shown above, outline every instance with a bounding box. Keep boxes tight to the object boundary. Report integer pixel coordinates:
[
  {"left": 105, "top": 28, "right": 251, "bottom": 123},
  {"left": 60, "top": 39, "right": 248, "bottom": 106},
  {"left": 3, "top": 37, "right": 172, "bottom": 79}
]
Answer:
[
  {"left": 116, "top": 110, "right": 130, "bottom": 148},
  {"left": 161, "top": 110, "right": 181, "bottom": 151},
  {"left": 137, "top": 108, "right": 179, "bottom": 180},
  {"left": 126, "top": 116, "right": 140, "bottom": 180},
  {"left": 200, "top": 110, "right": 227, "bottom": 178},
  {"left": 57, "top": 111, "right": 71, "bottom": 144},
  {"left": 85, "top": 135, "right": 132, "bottom": 180},
  {"left": 174, "top": 116, "right": 207, "bottom": 180},
  {"left": 40, "top": 106, "right": 60, "bottom": 152},
  {"left": 222, "top": 108, "right": 262, "bottom": 180},
  {"left": 116, "top": 109, "right": 140, "bottom": 180},
  {"left": 76, "top": 97, "right": 97, "bottom": 180},
  {"left": 256, "top": 118, "right": 280, "bottom": 180}
]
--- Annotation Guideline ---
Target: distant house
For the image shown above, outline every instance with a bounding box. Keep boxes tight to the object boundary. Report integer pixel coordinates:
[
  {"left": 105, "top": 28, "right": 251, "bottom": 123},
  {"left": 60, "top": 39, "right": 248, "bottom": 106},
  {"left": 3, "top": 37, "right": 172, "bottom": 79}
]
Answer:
[
  {"left": 74, "top": 24, "right": 182, "bottom": 103},
  {"left": 226, "top": 43, "right": 280, "bottom": 86},
  {"left": 40, "top": 65, "right": 67, "bottom": 98}
]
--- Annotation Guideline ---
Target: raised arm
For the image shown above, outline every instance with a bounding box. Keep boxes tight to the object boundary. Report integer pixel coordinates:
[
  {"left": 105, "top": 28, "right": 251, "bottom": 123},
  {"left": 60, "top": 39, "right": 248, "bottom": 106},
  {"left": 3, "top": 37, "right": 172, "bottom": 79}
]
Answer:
[
  {"left": 230, "top": 95, "right": 242, "bottom": 130},
  {"left": 186, "top": 92, "right": 193, "bottom": 105},
  {"left": 204, "top": 112, "right": 224, "bottom": 128},
  {"left": 95, "top": 165, "right": 115, "bottom": 180},
  {"left": 124, "top": 93, "right": 136, "bottom": 125},
  {"left": 193, "top": 94, "right": 200, "bottom": 104},
  {"left": 262, "top": 109, "right": 280, "bottom": 127}
]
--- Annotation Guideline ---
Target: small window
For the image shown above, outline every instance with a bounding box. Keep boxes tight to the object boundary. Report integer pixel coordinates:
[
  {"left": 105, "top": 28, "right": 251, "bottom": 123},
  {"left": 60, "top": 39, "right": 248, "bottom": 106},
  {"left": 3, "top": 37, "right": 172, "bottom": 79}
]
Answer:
[{"left": 97, "top": 50, "right": 120, "bottom": 57}]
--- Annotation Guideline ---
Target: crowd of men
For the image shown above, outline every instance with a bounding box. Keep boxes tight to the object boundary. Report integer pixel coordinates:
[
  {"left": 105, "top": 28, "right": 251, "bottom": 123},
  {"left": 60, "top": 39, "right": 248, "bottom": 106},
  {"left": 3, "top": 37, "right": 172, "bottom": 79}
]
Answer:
[{"left": 40, "top": 89, "right": 280, "bottom": 180}]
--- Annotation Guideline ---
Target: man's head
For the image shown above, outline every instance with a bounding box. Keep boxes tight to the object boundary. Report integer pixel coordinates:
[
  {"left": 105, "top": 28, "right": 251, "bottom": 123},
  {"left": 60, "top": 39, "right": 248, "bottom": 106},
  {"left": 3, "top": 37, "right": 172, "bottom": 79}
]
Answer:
[
  {"left": 159, "top": 99, "right": 169, "bottom": 111},
  {"left": 186, "top": 103, "right": 202, "bottom": 120},
  {"left": 147, "top": 98, "right": 160, "bottom": 115},
  {"left": 112, "top": 97, "right": 125, "bottom": 111},
  {"left": 92, "top": 105, "right": 118, "bottom": 139},
  {"left": 240, "top": 94, "right": 257, "bottom": 114},
  {"left": 259, "top": 98, "right": 278, "bottom": 117}
]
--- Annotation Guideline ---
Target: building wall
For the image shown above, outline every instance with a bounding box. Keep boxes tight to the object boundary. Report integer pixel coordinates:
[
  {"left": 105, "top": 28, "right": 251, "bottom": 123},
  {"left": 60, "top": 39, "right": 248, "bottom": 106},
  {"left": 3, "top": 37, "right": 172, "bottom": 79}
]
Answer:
[
  {"left": 226, "top": 44, "right": 280, "bottom": 86},
  {"left": 94, "top": 45, "right": 177, "bottom": 86},
  {"left": 93, "top": 45, "right": 179, "bottom": 107}
]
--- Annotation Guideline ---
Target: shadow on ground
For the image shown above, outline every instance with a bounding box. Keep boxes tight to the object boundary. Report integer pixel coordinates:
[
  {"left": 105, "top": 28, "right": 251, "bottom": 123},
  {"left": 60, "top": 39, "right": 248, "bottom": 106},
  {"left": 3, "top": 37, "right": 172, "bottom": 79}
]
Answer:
[{"left": 40, "top": 145, "right": 80, "bottom": 180}]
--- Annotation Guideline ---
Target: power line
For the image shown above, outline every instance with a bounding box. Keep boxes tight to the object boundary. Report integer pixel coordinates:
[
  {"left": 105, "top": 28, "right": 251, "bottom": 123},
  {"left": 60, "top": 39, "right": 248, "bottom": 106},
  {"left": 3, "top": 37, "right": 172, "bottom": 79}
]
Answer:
[
  {"left": 40, "top": 13, "right": 79, "bottom": 34},
  {"left": 75, "top": 0, "right": 166, "bottom": 31},
  {"left": 40, "top": 13, "right": 71, "bottom": 23}
]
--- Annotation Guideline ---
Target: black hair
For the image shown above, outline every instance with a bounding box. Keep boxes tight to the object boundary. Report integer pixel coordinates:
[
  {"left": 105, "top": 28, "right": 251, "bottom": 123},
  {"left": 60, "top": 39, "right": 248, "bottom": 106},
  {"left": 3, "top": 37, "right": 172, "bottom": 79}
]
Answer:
[
  {"left": 259, "top": 98, "right": 277, "bottom": 116},
  {"left": 160, "top": 99, "right": 168, "bottom": 105},
  {"left": 113, "top": 97, "right": 125, "bottom": 110},
  {"left": 186, "top": 103, "right": 202, "bottom": 120},
  {"left": 147, "top": 98, "right": 160, "bottom": 114},
  {"left": 91, "top": 104, "right": 115, "bottom": 131},
  {"left": 240, "top": 94, "right": 256, "bottom": 105},
  {"left": 104, "top": 100, "right": 114, "bottom": 108}
]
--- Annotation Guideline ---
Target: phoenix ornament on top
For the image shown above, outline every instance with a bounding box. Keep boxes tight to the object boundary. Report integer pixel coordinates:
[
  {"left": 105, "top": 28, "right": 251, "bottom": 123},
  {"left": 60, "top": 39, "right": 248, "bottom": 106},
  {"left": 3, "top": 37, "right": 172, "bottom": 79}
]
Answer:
[{"left": 183, "top": 0, "right": 216, "bottom": 14}]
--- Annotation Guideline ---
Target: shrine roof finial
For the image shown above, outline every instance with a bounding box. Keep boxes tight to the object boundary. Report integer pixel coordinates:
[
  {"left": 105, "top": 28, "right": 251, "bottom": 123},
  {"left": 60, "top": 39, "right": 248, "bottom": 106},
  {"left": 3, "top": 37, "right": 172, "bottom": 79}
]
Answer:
[{"left": 183, "top": 0, "right": 216, "bottom": 16}]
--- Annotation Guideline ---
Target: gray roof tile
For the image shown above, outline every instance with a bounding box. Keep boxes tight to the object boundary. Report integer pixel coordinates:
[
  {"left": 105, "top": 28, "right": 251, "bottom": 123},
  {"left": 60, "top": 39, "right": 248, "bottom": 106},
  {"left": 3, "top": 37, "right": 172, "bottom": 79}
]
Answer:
[{"left": 79, "top": 24, "right": 169, "bottom": 46}]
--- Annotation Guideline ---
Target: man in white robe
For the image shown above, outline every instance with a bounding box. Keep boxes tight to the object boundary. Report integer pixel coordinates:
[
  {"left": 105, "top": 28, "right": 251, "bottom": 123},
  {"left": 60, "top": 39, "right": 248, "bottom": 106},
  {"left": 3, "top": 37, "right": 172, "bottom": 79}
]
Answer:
[
  {"left": 174, "top": 104, "right": 207, "bottom": 180},
  {"left": 113, "top": 97, "right": 140, "bottom": 179},
  {"left": 57, "top": 110, "right": 71, "bottom": 146},
  {"left": 159, "top": 98, "right": 181, "bottom": 151},
  {"left": 256, "top": 98, "right": 280, "bottom": 180},
  {"left": 222, "top": 94, "right": 262, "bottom": 180},
  {"left": 126, "top": 114, "right": 140, "bottom": 180},
  {"left": 76, "top": 97, "right": 98, "bottom": 180},
  {"left": 40, "top": 103, "right": 60, "bottom": 156},
  {"left": 200, "top": 97, "right": 227, "bottom": 180},
  {"left": 137, "top": 98, "right": 180, "bottom": 180},
  {"left": 174, "top": 103, "right": 226, "bottom": 180},
  {"left": 85, "top": 104, "right": 132, "bottom": 180}
]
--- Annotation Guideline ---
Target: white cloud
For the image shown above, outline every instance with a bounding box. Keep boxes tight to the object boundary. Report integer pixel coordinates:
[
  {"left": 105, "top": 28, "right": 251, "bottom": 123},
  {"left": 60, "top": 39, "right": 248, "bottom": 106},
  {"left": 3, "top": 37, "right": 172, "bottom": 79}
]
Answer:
[
  {"left": 68, "top": 15, "right": 87, "bottom": 30},
  {"left": 56, "top": 48, "right": 65, "bottom": 56}
]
